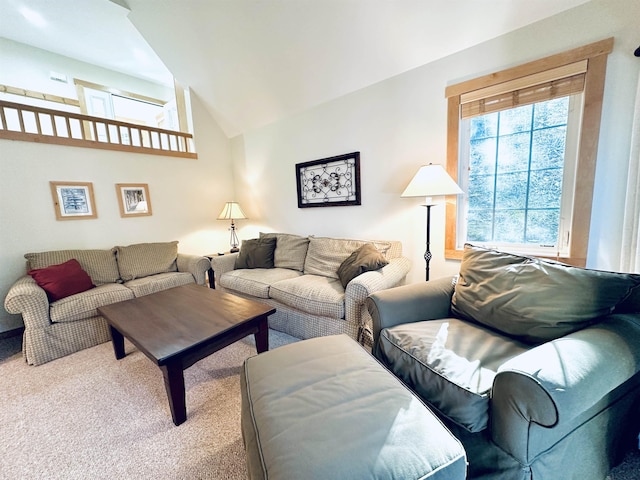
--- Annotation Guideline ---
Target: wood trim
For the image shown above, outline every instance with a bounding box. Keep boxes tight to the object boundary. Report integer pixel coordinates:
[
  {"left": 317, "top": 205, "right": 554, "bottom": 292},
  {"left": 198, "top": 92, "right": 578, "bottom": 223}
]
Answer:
[
  {"left": 459, "top": 60, "right": 588, "bottom": 103},
  {"left": 116, "top": 183, "right": 153, "bottom": 217},
  {"left": 73, "top": 78, "right": 166, "bottom": 106},
  {"left": 0, "top": 84, "right": 80, "bottom": 107},
  {"left": 49, "top": 181, "right": 97, "bottom": 221},
  {"left": 445, "top": 95, "right": 461, "bottom": 260},
  {"left": 444, "top": 39, "right": 613, "bottom": 266},
  {"left": 0, "top": 100, "right": 197, "bottom": 159},
  {"left": 0, "top": 129, "right": 198, "bottom": 159},
  {"left": 570, "top": 53, "right": 609, "bottom": 264},
  {"left": 445, "top": 37, "right": 613, "bottom": 98},
  {"left": 174, "top": 78, "right": 189, "bottom": 133}
]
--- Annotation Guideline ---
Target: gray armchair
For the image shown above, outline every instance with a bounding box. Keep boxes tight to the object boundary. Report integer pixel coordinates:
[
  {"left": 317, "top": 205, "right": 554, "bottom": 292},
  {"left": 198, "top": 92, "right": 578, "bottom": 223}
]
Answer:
[{"left": 366, "top": 245, "right": 640, "bottom": 480}]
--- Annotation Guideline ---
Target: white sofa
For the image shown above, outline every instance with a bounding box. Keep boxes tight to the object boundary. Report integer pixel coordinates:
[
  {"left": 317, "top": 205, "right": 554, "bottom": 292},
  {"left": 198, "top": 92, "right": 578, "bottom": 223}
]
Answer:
[
  {"left": 210, "top": 233, "right": 411, "bottom": 344},
  {"left": 4, "top": 241, "right": 211, "bottom": 365}
]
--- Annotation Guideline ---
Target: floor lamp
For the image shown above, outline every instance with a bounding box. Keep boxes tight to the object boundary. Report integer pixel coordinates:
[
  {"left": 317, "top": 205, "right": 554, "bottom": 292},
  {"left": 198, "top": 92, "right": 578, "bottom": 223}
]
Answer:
[
  {"left": 217, "top": 201, "right": 247, "bottom": 252},
  {"left": 401, "top": 164, "right": 463, "bottom": 281}
]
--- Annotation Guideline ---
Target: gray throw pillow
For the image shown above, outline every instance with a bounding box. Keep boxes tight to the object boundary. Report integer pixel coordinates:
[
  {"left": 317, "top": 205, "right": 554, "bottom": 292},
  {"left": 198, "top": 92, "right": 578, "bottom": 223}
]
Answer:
[
  {"left": 259, "top": 232, "right": 310, "bottom": 271},
  {"left": 337, "top": 243, "right": 389, "bottom": 288},
  {"left": 451, "top": 244, "right": 640, "bottom": 343},
  {"left": 235, "top": 237, "right": 276, "bottom": 269}
]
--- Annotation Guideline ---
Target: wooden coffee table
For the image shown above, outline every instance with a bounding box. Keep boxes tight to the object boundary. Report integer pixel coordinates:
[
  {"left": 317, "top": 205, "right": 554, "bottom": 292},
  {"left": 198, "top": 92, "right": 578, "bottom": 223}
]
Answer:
[{"left": 97, "top": 283, "right": 275, "bottom": 426}]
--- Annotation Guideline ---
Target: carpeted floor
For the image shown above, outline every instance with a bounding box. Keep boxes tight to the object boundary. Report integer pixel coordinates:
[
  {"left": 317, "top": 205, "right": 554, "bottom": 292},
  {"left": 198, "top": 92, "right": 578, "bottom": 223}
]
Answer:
[
  {"left": 0, "top": 330, "right": 297, "bottom": 479},
  {"left": 1, "top": 333, "right": 639, "bottom": 479}
]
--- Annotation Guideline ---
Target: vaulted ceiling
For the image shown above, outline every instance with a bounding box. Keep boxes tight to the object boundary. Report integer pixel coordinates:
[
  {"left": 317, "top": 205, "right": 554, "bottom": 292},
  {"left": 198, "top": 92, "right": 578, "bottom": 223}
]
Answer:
[{"left": 0, "top": 0, "right": 592, "bottom": 137}]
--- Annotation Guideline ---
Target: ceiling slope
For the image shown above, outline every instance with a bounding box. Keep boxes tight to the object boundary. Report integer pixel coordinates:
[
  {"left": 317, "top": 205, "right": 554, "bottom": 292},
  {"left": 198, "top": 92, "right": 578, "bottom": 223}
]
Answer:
[{"left": 1, "top": 0, "right": 592, "bottom": 137}]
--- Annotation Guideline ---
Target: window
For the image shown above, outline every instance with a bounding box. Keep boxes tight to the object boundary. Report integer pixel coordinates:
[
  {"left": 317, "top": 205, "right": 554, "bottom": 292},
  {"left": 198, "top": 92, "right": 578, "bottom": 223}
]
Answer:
[
  {"left": 445, "top": 38, "right": 613, "bottom": 267},
  {"left": 459, "top": 95, "right": 581, "bottom": 255},
  {"left": 75, "top": 79, "right": 180, "bottom": 135}
]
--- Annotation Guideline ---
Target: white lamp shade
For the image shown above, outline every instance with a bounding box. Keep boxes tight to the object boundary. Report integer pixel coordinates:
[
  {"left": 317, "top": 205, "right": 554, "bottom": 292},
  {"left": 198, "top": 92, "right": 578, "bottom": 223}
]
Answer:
[
  {"left": 401, "top": 164, "right": 463, "bottom": 198},
  {"left": 217, "top": 201, "right": 247, "bottom": 220}
]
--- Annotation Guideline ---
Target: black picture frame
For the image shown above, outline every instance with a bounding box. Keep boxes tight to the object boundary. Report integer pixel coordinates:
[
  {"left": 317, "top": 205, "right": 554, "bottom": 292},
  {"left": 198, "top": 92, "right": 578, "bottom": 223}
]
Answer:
[{"left": 296, "top": 152, "right": 361, "bottom": 208}]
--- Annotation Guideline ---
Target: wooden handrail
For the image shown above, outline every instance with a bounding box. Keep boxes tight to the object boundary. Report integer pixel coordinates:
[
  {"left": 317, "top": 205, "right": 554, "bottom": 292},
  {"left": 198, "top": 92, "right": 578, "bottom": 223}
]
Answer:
[{"left": 0, "top": 100, "right": 197, "bottom": 159}]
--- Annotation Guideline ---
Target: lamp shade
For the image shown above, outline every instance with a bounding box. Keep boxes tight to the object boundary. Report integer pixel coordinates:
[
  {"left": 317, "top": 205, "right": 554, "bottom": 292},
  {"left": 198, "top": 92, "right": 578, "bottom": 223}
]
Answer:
[
  {"left": 217, "top": 201, "right": 247, "bottom": 220},
  {"left": 401, "top": 164, "right": 463, "bottom": 199}
]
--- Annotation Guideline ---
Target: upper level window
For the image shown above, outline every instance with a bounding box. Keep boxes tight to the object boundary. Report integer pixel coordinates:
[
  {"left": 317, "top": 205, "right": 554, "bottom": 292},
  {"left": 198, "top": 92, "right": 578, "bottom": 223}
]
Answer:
[
  {"left": 75, "top": 79, "right": 180, "bottom": 135},
  {"left": 444, "top": 38, "right": 613, "bottom": 267}
]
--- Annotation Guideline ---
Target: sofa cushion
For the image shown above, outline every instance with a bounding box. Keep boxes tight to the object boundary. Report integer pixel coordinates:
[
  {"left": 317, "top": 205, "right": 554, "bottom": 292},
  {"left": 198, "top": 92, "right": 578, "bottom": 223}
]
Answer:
[
  {"left": 241, "top": 334, "right": 467, "bottom": 480},
  {"left": 337, "top": 243, "right": 389, "bottom": 288},
  {"left": 220, "top": 268, "right": 302, "bottom": 299},
  {"left": 451, "top": 244, "right": 640, "bottom": 343},
  {"left": 270, "top": 275, "right": 345, "bottom": 319},
  {"left": 25, "top": 249, "right": 120, "bottom": 285},
  {"left": 235, "top": 237, "right": 276, "bottom": 269},
  {"left": 303, "top": 237, "right": 391, "bottom": 279},
  {"left": 124, "top": 272, "right": 194, "bottom": 297},
  {"left": 28, "top": 259, "right": 95, "bottom": 302},
  {"left": 114, "top": 241, "right": 178, "bottom": 281},
  {"left": 378, "top": 318, "right": 529, "bottom": 433},
  {"left": 50, "top": 283, "right": 134, "bottom": 323},
  {"left": 259, "top": 233, "right": 309, "bottom": 271}
]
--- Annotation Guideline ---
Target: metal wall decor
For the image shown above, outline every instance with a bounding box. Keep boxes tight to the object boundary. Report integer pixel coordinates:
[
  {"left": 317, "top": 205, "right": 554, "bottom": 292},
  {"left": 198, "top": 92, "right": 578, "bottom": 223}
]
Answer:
[{"left": 296, "top": 152, "right": 361, "bottom": 208}]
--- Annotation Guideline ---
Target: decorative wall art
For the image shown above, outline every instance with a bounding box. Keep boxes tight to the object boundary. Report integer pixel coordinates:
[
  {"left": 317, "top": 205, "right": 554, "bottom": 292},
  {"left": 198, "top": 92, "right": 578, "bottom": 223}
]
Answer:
[
  {"left": 50, "top": 181, "right": 97, "bottom": 220},
  {"left": 116, "top": 183, "right": 152, "bottom": 217},
  {"left": 296, "top": 152, "right": 361, "bottom": 208}
]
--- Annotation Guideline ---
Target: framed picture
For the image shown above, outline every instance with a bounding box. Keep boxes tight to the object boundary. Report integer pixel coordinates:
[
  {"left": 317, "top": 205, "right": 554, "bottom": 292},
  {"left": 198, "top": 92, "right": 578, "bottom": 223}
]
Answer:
[
  {"left": 116, "top": 183, "right": 152, "bottom": 217},
  {"left": 50, "top": 181, "right": 97, "bottom": 220},
  {"left": 296, "top": 152, "right": 361, "bottom": 208}
]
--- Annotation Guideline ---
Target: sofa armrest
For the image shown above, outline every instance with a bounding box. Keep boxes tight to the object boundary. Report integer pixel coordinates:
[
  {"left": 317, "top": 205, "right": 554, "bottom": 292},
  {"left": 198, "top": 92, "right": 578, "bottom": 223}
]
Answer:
[
  {"left": 366, "top": 275, "right": 455, "bottom": 344},
  {"left": 209, "top": 253, "right": 239, "bottom": 288},
  {"left": 176, "top": 254, "right": 211, "bottom": 286},
  {"left": 345, "top": 257, "right": 411, "bottom": 341},
  {"left": 347, "top": 257, "right": 411, "bottom": 299},
  {"left": 4, "top": 275, "right": 51, "bottom": 329},
  {"left": 491, "top": 313, "right": 640, "bottom": 463}
]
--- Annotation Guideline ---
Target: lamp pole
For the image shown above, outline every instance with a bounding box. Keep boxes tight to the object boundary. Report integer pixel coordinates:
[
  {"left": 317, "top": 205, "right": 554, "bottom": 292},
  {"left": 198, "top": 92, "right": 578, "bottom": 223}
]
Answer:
[
  {"left": 424, "top": 204, "right": 432, "bottom": 281},
  {"left": 229, "top": 219, "right": 240, "bottom": 252}
]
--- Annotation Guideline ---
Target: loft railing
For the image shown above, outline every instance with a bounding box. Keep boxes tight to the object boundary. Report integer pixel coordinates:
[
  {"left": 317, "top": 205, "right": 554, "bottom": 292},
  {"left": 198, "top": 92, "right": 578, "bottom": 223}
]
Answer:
[{"left": 0, "top": 100, "right": 197, "bottom": 159}]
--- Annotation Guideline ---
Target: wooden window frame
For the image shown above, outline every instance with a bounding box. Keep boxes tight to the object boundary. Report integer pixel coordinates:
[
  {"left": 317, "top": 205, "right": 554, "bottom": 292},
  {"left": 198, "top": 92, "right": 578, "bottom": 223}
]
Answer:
[{"left": 444, "top": 38, "right": 614, "bottom": 267}]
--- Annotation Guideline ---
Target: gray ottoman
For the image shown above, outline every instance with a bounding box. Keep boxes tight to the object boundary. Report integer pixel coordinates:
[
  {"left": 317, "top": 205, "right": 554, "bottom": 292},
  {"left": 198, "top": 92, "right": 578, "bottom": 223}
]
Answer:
[{"left": 240, "top": 334, "right": 467, "bottom": 480}]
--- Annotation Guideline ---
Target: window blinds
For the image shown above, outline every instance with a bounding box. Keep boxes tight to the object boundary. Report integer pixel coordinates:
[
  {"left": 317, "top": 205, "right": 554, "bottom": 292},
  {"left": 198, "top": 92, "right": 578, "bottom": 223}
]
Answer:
[{"left": 460, "top": 60, "right": 587, "bottom": 119}]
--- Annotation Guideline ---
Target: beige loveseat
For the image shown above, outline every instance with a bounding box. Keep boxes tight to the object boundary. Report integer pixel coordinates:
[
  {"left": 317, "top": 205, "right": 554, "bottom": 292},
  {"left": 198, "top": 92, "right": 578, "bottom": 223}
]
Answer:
[
  {"left": 210, "top": 233, "right": 411, "bottom": 344},
  {"left": 4, "top": 241, "right": 211, "bottom": 365}
]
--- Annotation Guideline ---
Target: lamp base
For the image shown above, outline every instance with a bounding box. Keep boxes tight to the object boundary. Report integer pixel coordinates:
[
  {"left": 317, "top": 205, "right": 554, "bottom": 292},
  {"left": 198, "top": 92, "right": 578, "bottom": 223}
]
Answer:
[{"left": 230, "top": 247, "right": 240, "bottom": 253}]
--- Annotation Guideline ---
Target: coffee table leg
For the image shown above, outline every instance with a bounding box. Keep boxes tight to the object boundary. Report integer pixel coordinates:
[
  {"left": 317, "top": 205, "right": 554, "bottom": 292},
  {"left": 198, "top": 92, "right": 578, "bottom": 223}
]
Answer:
[
  {"left": 109, "top": 325, "right": 126, "bottom": 360},
  {"left": 161, "top": 361, "right": 186, "bottom": 426},
  {"left": 254, "top": 316, "right": 269, "bottom": 354}
]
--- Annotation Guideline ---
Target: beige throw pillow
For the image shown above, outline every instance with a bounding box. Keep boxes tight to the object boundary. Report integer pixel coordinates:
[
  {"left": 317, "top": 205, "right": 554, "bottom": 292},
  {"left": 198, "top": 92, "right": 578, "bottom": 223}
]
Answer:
[
  {"left": 304, "top": 237, "right": 391, "bottom": 279},
  {"left": 25, "top": 249, "right": 120, "bottom": 285},
  {"left": 114, "top": 241, "right": 178, "bottom": 281}
]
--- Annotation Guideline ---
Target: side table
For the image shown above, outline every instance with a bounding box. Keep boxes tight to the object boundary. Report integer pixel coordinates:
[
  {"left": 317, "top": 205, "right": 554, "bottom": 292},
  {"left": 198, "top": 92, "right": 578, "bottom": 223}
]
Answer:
[{"left": 204, "top": 252, "right": 232, "bottom": 288}]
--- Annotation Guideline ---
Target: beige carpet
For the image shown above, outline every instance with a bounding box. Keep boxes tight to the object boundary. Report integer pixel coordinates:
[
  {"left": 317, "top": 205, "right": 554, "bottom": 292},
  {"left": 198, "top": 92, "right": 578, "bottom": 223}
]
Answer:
[
  {"left": 0, "top": 331, "right": 296, "bottom": 479},
  {"left": 2, "top": 332, "right": 639, "bottom": 479}
]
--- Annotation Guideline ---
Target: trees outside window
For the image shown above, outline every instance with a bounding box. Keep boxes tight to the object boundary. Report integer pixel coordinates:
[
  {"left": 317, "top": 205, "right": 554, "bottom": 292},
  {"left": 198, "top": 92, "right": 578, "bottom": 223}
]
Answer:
[{"left": 445, "top": 38, "right": 613, "bottom": 266}]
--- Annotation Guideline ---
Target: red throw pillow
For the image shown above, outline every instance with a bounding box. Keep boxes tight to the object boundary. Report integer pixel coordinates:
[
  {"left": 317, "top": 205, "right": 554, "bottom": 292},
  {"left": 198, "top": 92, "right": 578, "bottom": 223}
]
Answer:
[{"left": 28, "top": 259, "right": 95, "bottom": 302}]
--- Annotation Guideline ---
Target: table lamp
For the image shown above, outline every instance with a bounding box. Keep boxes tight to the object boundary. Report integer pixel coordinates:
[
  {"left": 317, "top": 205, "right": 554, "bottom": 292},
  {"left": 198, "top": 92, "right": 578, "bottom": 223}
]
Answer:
[{"left": 217, "top": 201, "right": 247, "bottom": 252}]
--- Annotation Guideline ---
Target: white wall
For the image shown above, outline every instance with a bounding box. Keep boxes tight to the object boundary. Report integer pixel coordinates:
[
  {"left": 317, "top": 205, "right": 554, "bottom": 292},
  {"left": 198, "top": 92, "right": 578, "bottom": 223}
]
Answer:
[
  {"left": 0, "top": 44, "right": 234, "bottom": 325},
  {"left": 0, "top": 38, "right": 172, "bottom": 101},
  {"left": 231, "top": 0, "right": 640, "bottom": 284},
  {"left": 2, "top": 0, "right": 638, "bottom": 327}
]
